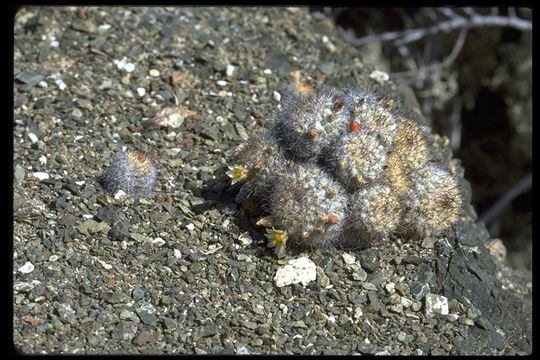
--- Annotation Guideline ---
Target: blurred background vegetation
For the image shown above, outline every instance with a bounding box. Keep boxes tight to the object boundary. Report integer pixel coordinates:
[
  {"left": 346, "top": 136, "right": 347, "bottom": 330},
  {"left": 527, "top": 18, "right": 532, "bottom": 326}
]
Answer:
[{"left": 312, "top": 7, "right": 532, "bottom": 270}]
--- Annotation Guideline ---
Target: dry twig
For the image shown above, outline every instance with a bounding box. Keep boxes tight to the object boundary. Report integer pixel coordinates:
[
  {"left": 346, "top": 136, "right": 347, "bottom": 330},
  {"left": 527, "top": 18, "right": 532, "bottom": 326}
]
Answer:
[{"left": 479, "top": 173, "right": 532, "bottom": 225}]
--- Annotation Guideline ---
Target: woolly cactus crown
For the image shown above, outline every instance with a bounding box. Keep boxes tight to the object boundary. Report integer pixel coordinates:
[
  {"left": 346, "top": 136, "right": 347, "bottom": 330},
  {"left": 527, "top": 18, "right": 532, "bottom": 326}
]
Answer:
[{"left": 229, "top": 84, "right": 471, "bottom": 256}]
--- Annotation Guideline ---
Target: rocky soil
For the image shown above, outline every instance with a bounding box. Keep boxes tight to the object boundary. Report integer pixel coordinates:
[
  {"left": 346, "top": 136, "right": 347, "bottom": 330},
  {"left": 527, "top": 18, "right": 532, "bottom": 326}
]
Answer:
[{"left": 13, "top": 7, "right": 531, "bottom": 355}]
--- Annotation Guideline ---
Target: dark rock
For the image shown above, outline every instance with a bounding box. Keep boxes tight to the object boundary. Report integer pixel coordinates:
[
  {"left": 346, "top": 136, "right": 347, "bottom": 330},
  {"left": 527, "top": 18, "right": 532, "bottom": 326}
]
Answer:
[
  {"left": 135, "top": 329, "right": 158, "bottom": 346},
  {"left": 489, "top": 329, "right": 506, "bottom": 350},
  {"left": 104, "top": 290, "right": 128, "bottom": 304},
  {"left": 410, "top": 282, "right": 430, "bottom": 301},
  {"left": 357, "top": 341, "right": 377, "bottom": 354},
  {"left": 200, "top": 325, "right": 219, "bottom": 338},
  {"left": 358, "top": 248, "right": 380, "bottom": 272},
  {"left": 162, "top": 317, "right": 177, "bottom": 330},
  {"left": 136, "top": 303, "right": 157, "bottom": 326},
  {"left": 71, "top": 19, "right": 97, "bottom": 33},
  {"left": 112, "top": 321, "right": 138, "bottom": 341},
  {"left": 96, "top": 206, "right": 121, "bottom": 224},
  {"left": 56, "top": 303, "right": 76, "bottom": 324},
  {"left": 132, "top": 287, "right": 145, "bottom": 301},
  {"left": 15, "top": 70, "right": 46, "bottom": 87},
  {"left": 108, "top": 220, "right": 130, "bottom": 241}
]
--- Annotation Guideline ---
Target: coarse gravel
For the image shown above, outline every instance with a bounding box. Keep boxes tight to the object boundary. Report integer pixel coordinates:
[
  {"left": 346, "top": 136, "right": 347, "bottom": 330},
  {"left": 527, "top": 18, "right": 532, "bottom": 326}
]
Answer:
[{"left": 13, "top": 7, "right": 531, "bottom": 355}]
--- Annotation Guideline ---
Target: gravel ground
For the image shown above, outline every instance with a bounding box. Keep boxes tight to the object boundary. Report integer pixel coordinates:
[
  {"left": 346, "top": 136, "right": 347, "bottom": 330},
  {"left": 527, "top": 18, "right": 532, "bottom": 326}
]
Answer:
[{"left": 13, "top": 7, "right": 531, "bottom": 354}]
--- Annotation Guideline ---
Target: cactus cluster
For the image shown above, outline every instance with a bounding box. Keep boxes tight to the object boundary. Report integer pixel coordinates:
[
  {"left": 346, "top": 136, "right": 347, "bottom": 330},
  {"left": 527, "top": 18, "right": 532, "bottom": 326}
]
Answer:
[{"left": 228, "top": 84, "right": 470, "bottom": 255}]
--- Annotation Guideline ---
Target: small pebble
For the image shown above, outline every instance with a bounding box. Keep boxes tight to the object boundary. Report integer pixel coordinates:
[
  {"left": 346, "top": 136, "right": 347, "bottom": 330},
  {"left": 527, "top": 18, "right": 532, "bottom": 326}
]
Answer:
[
  {"left": 385, "top": 282, "right": 396, "bottom": 294},
  {"left": 424, "top": 293, "right": 449, "bottom": 317},
  {"left": 369, "top": 70, "right": 390, "bottom": 84},
  {"left": 18, "top": 261, "right": 35, "bottom": 274},
  {"left": 274, "top": 257, "right": 317, "bottom": 287},
  {"left": 342, "top": 253, "right": 356, "bottom": 265},
  {"left": 226, "top": 64, "right": 236, "bottom": 77},
  {"left": 32, "top": 172, "right": 50, "bottom": 181},
  {"left": 238, "top": 232, "right": 252, "bottom": 246},
  {"left": 152, "top": 237, "right": 166, "bottom": 247},
  {"left": 28, "top": 133, "right": 38, "bottom": 144},
  {"left": 114, "top": 190, "right": 128, "bottom": 200},
  {"left": 132, "top": 287, "right": 145, "bottom": 301}
]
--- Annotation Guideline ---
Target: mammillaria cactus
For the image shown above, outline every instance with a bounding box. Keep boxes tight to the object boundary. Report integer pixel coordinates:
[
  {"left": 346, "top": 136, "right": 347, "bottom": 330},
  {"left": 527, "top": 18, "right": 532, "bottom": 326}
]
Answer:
[
  {"left": 228, "top": 83, "right": 470, "bottom": 256},
  {"left": 100, "top": 147, "right": 158, "bottom": 199}
]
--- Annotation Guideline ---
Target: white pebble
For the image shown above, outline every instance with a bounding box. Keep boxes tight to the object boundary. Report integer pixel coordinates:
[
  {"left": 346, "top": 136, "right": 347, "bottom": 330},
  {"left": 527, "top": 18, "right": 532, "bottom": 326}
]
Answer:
[
  {"left": 18, "top": 261, "right": 35, "bottom": 274},
  {"left": 75, "top": 180, "right": 86, "bottom": 186},
  {"left": 342, "top": 252, "right": 356, "bottom": 265},
  {"left": 274, "top": 257, "right": 317, "bottom": 287},
  {"left": 97, "top": 259, "right": 113, "bottom": 270},
  {"left": 98, "top": 23, "right": 111, "bottom": 31},
  {"left": 39, "top": 155, "right": 47, "bottom": 165},
  {"left": 321, "top": 35, "right": 337, "bottom": 52},
  {"left": 173, "top": 249, "right": 182, "bottom": 259},
  {"left": 49, "top": 254, "right": 60, "bottom": 262},
  {"left": 216, "top": 80, "right": 227, "bottom": 87},
  {"left": 186, "top": 223, "right": 195, "bottom": 231},
  {"left": 263, "top": 68, "right": 272, "bottom": 75},
  {"left": 55, "top": 79, "right": 67, "bottom": 91},
  {"left": 238, "top": 232, "right": 252, "bottom": 246},
  {"left": 385, "top": 281, "right": 396, "bottom": 294},
  {"left": 32, "top": 172, "right": 50, "bottom": 181},
  {"left": 152, "top": 237, "right": 166, "bottom": 247},
  {"left": 114, "top": 190, "right": 128, "bottom": 200},
  {"left": 38, "top": 81, "right": 48, "bottom": 88},
  {"left": 424, "top": 293, "right": 449, "bottom": 317},
  {"left": 222, "top": 219, "right": 230, "bottom": 229},
  {"left": 273, "top": 91, "right": 281, "bottom": 102},
  {"left": 124, "top": 63, "right": 136, "bottom": 73},
  {"left": 226, "top": 64, "right": 236, "bottom": 77},
  {"left": 82, "top": 214, "right": 93, "bottom": 219},
  {"left": 369, "top": 70, "right": 390, "bottom": 84},
  {"left": 28, "top": 132, "right": 38, "bottom": 144},
  {"left": 354, "top": 307, "right": 363, "bottom": 319},
  {"left": 137, "top": 87, "right": 146, "bottom": 97},
  {"left": 149, "top": 69, "right": 160, "bottom": 77},
  {"left": 401, "top": 297, "right": 413, "bottom": 308},
  {"left": 14, "top": 280, "right": 41, "bottom": 292}
]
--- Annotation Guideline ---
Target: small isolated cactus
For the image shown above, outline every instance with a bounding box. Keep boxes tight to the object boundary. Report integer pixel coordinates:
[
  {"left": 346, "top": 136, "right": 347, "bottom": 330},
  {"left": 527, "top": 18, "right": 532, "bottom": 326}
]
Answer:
[
  {"left": 100, "top": 147, "right": 157, "bottom": 199},
  {"left": 228, "top": 83, "right": 471, "bottom": 255}
]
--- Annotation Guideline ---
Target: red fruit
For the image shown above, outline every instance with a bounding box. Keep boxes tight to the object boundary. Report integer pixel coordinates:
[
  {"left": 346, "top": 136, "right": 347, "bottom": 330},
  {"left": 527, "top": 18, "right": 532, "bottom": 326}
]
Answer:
[
  {"left": 307, "top": 128, "right": 318, "bottom": 138},
  {"left": 327, "top": 214, "right": 339, "bottom": 224},
  {"left": 350, "top": 121, "right": 361, "bottom": 134},
  {"left": 254, "top": 159, "right": 265, "bottom": 170}
]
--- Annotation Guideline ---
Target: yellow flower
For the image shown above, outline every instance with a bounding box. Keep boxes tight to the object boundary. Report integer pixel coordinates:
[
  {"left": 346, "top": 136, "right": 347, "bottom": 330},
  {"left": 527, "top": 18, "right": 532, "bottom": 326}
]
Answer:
[
  {"left": 226, "top": 165, "right": 249, "bottom": 185},
  {"left": 265, "top": 228, "right": 288, "bottom": 256}
]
